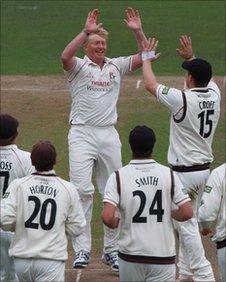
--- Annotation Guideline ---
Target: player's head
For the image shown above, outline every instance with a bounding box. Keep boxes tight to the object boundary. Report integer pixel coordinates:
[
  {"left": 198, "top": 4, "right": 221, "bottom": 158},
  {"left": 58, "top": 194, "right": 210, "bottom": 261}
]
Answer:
[
  {"left": 0, "top": 114, "right": 19, "bottom": 145},
  {"left": 182, "top": 58, "right": 212, "bottom": 88},
  {"left": 129, "top": 125, "right": 156, "bottom": 159},
  {"left": 31, "top": 140, "right": 57, "bottom": 171},
  {"left": 83, "top": 29, "right": 108, "bottom": 64}
]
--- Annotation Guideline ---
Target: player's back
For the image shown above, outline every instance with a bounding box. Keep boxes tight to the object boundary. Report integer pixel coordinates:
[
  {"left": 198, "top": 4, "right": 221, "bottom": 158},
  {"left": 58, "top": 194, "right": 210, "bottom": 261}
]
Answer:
[
  {"left": 6, "top": 172, "right": 83, "bottom": 261},
  {"left": 169, "top": 81, "right": 221, "bottom": 166},
  {"left": 0, "top": 144, "right": 32, "bottom": 198},
  {"left": 118, "top": 160, "right": 176, "bottom": 259}
]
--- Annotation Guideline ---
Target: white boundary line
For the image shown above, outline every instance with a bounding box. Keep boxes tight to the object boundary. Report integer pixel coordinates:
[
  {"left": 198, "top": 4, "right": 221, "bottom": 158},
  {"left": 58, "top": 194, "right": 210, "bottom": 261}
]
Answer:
[
  {"left": 76, "top": 269, "right": 82, "bottom": 282},
  {"left": 136, "top": 79, "right": 142, "bottom": 89}
]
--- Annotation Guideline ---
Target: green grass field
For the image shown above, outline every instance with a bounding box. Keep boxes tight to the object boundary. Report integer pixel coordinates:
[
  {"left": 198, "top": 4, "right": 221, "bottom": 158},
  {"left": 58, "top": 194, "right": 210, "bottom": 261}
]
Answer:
[
  {"left": 1, "top": 0, "right": 225, "bottom": 75},
  {"left": 1, "top": 0, "right": 225, "bottom": 252}
]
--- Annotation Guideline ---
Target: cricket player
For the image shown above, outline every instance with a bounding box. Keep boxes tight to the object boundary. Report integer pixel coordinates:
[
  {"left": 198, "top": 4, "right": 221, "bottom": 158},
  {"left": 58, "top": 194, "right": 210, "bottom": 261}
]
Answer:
[
  {"left": 198, "top": 163, "right": 226, "bottom": 282},
  {"left": 61, "top": 7, "right": 148, "bottom": 270},
  {"left": 142, "top": 36, "right": 220, "bottom": 281},
  {"left": 102, "top": 125, "right": 193, "bottom": 281},
  {"left": 0, "top": 114, "right": 34, "bottom": 282},
  {"left": 0, "top": 141, "right": 86, "bottom": 282}
]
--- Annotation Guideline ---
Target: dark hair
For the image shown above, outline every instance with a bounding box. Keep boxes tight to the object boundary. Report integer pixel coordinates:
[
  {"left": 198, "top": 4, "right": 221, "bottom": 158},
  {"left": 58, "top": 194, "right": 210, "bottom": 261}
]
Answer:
[
  {"left": 31, "top": 140, "right": 56, "bottom": 171},
  {"left": 129, "top": 125, "right": 156, "bottom": 158},
  {"left": 0, "top": 114, "right": 19, "bottom": 143},
  {"left": 182, "top": 58, "right": 212, "bottom": 86}
]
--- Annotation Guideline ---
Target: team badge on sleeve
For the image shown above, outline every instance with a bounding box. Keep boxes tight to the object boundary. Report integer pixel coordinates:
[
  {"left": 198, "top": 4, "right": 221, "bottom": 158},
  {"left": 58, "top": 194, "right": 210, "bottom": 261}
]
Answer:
[
  {"left": 204, "top": 185, "right": 212, "bottom": 193},
  {"left": 162, "top": 87, "right": 170, "bottom": 95}
]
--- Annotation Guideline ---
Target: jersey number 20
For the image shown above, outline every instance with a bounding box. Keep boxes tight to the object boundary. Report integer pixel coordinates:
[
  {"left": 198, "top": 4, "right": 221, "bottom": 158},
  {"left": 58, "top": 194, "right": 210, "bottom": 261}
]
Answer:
[
  {"left": 132, "top": 190, "right": 164, "bottom": 223},
  {"left": 25, "top": 196, "right": 57, "bottom": 230}
]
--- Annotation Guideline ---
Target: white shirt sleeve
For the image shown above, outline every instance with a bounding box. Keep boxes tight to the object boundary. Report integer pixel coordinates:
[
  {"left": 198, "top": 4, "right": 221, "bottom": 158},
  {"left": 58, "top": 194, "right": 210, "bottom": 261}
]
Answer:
[
  {"left": 103, "top": 173, "right": 119, "bottom": 207},
  {"left": 111, "top": 56, "right": 133, "bottom": 76},
  {"left": 208, "top": 80, "right": 221, "bottom": 99},
  {"left": 63, "top": 57, "right": 85, "bottom": 82},
  {"left": 156, "top": 84, "right": 184, "bottom": 114},
  {"left": 172, "top": 173, "right": 190, "bottom": 207},
  {"left": 198, "top": 168, "right": 223, "bottom": 228},
  {"left": 0, "top": 179, "right": 18, "bottom": 231},
  {"left": 65, "top": 185, "right": 86, "bottom": 237},
  {"left": 23, "top": 153, "right": 35, "bottom": 175}
]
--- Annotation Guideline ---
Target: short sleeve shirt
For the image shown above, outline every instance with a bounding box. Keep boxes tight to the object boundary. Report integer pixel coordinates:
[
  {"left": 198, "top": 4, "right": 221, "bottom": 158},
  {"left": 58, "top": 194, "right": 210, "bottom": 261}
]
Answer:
[
  {"left": 156, "top": 81, "right": 221, "bottom": 166},
  {"left": 64, "top": 55, "right": 132, "bottom": 126}
]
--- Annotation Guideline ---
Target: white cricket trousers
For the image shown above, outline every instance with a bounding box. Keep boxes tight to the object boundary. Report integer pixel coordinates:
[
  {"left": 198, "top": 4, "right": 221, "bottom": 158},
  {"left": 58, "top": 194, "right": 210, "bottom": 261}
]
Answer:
[
  {"left": 14, "top": 257, "right": 65, "bottom": 282},
  {"left": 217, "top": 247, "right": 226, "bottom": 282},
  {"left": 68, "top": 125, "right": 122, "bottom": 254},
  {"left": 118, "top": 258, "right": 176, "bottom": 281},
  {"left": 0, "top": 231, "right": 18, "bottom": 282},
  {"left": 14, "top": 258, "right": 65, "bottom": 281},
  {"left": 174, "top": 170, "right": 215, "bottom": 281}
]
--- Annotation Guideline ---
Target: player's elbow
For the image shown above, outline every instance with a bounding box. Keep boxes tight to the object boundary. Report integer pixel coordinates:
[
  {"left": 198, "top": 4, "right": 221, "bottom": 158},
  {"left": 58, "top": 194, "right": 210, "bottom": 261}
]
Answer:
[
  {"left": 101, "top": 211, "right": 114, "bottom": 229},
  {"left": 61, "top": 52, "right": 69, "bottom": 63},
  {"left": 179, "top": 203, "right": 193, "bottom": 221}
]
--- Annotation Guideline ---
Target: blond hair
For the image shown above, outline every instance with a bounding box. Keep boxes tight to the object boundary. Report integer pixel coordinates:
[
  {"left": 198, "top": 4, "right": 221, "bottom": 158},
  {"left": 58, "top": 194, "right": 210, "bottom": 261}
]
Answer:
[{"left": 84, "top": 28, "right": 108, "bottom": 46}]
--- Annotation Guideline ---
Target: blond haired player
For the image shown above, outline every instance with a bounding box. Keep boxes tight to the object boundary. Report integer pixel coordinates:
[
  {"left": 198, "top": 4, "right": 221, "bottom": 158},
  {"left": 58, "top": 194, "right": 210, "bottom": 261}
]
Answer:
[
  {"left": 102, "top": 125, "right": 193, "bottom": 281},
  {"left": 199, "top": 164, "right": 226, "bottom": 282},
  {"left": 0, "top": 141, "right": 86, "bottom": 282},
  {"left": 142, "top": 36, "right": 220, "bottom": 281},
  {"left": 0, "top": 114, "right": 34, "bottom": 282},
  {"left": 61, "top": 7, "right": 148, "bottom": 270}
]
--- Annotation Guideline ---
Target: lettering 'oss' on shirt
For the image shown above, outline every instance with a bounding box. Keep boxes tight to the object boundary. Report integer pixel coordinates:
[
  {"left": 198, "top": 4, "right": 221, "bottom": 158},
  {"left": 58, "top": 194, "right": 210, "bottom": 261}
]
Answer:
[
  {"left": 0, "top": 171, "right": 86, "bottom": 261},
  {"left": 0, "top": 144, "right": 34, "bottom": 199},
  {"left": 104, "top": 160, "right": 190, "bottom": 261},
  {"left": 64, "top": 55, "right": 132, "bottom": 126},
  {"left": 198, "top": 163, "right": 226, "bottom": 243},
  {"left": 156, "top": 81, "right": 221, "bottom": 166}
]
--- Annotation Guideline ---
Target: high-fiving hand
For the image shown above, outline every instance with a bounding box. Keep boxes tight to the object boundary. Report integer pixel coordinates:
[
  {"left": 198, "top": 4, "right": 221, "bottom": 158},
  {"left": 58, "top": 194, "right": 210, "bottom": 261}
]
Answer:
[
  {"left": 84, "top": 9, "right": 103, "bottom": 34},
  {"left": 176, "top": 35, "right": 194, "bottom": 60},
  {"left": 124, "top": 7, "right": 142, "bottom": 31},
  {"left": 142, "top": 37, "right": 161, "bottom": 62}
]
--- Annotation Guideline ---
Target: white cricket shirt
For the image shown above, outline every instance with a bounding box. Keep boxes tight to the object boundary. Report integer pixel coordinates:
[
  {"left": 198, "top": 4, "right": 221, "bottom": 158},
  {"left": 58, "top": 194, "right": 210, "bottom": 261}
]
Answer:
[
  {"left": 64, "top": 55, "right": 132, "bottom": 126},
  {"left": 198, "top": 163, "right": 226, "bottom": 243},
  {"left": 156, "top": 81, "right": 221, "bottom": 166},
  {"left": 0, "top": 144, "right": 33, "bottom": 198},
  {"left": 104, "top": 159, "right": 190, "bottom": 259},
  {"left": 0, "top": 171, "right": 86, "bottom": 260}
]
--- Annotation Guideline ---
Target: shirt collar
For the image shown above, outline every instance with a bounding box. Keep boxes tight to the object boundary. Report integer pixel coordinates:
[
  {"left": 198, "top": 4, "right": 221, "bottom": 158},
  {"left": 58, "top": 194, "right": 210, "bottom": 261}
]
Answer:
[
  {"left": 190, "top": 87, "right": 209, "bottom": 93},
  {"left": 129, "top": 159, "right": 157, "bottom": 165},
  {"left": 0, "top": 144, "right": 18, "bottom": 150},
  {"left": 84, "top": 55, "right": 109, "bottom": 66},
  {"left": 32, "top": 170, "right": 56, "bottom": 176}
]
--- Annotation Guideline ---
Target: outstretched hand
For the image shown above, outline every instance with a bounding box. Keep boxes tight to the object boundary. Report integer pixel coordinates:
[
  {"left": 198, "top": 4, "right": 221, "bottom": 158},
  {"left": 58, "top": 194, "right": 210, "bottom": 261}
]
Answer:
[
  {"left": 84, "top": 9, "right": 103, "bottom": 34},
  {"left": 142, "top": 37, "right": 161, "bottom": 62},
  {"left": 124, "top": 7, "right": 142, "bottom": 31},
  {"left": 176, "top": 35, "right": 194, "bottom": 60}
]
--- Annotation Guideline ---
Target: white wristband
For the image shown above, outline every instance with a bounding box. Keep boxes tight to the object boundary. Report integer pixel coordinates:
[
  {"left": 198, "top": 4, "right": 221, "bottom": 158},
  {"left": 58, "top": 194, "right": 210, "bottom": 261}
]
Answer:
[{"left": 141, "top": 51, "right": 155, "bottom": 61}]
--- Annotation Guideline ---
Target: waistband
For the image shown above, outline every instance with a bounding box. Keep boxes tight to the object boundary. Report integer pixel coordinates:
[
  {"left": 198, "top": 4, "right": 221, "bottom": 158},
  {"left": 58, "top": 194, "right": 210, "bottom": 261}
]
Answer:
[
  {"left": 216, "top": 238, "right": 226, "bottom": 249},
  {"left": 118, "top": 252, "right": 176, "bottom": 264},
  {"left": 70, "top": 123, "right": 114, "bottom": 129},
  {"left": 171, "top": 163, "right": 210, "bottom": 172}
]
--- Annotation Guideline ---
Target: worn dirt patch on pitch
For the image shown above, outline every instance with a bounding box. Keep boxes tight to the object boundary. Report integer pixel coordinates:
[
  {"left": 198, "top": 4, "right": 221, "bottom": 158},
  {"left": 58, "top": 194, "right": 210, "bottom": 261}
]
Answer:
[{"left": 1, "top": 75, "right": 224, "bottom": 281}]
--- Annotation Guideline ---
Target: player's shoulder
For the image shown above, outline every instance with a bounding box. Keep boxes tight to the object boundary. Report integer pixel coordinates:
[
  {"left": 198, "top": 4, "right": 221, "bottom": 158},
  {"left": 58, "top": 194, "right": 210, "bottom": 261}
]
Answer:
[
  {"left": 15, "top": 147, "right": 31, "bottom": 158},
  {"left": 117, "top": 164, "right": 132, "bottom": 174},
  {"left": 55, "top": 176, "right": 77, "bottom": 194},
  {"left": 9, "top": 174, "right": 33, "bottom": 188},
  {"left": 211, "top": 163, "right": 226, "bottom": 178}
]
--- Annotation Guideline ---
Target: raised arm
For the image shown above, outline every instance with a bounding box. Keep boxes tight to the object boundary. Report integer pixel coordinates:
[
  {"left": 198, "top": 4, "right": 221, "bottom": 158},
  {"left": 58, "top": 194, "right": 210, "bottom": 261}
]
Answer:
[
  {"left": 124, "top": 7, "right": 148, "bottom": 71},
  {"left": 142, "top": 37, "right": 161, "bottom": 96},
  {"left": 61, "top": 9, "right": 102, "bottom": 71},
  {"left": 176, "top": 35, "right": 195, "bottom": 60}
]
